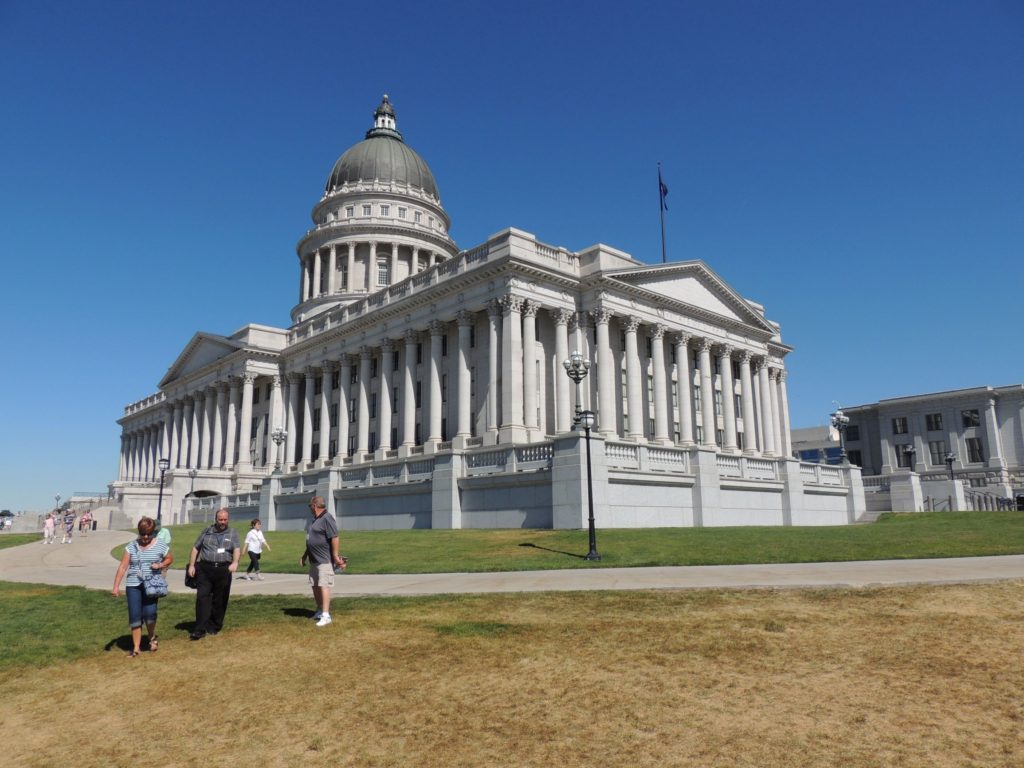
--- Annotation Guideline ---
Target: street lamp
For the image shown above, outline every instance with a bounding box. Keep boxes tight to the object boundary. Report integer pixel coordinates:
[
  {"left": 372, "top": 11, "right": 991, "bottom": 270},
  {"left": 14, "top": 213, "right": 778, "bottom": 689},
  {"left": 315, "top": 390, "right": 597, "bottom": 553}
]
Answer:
[
  {"left": 562, "top": 350, "right": 591, "bottom": 426},
  {"left": 829, "top": 409, "right": 850, "bottom": 463},
  {"left": 156, "top": 457, "right": 170, "bottom": 523},
  {"left": 902, "top": 445, "right": 916, "bottom": 470},
  {"left": 55, "top": 494, "right": 61, "bottom": 511},
  {"left": 578, "top": 409, "right": 600, "bottom": 561},
  {"left": 271, "top": 427, "right": 287, "bottom": 472},
  {"left": 945, "top": 452, "right": 957, "bottom": 482},
  {"left": 188, "top": 468, "right": 198, "bottom": 496}
]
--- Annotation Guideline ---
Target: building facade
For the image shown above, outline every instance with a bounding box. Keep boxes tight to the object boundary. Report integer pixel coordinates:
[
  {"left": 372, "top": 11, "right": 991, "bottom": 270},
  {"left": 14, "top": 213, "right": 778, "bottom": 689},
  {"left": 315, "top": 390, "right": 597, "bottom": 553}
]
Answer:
[{"left": 112, "top": 97, "right": 865, "bottom": 529}]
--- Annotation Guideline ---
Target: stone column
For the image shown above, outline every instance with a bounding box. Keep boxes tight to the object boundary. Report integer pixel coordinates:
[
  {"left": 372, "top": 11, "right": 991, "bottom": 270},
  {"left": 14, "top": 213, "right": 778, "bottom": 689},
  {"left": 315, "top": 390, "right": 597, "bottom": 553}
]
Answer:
[
  {"left": 673, "top": 333, "right": 693, "bottom": 446},
  {"left": 301, "top": 256, "right": 310, "bottom": 302},
  {"left": 985, "top": 397, "right": 1006, "bottom": 468},
  {"left": 379, "top": 341, "right": 395, "bottom": 451},
  {"left": 402, "top": 331, "right": 418, "bottom": 447},
  {"left": 212, "top": 383, "right": 226, "bottom": 469},
  {"left": 624, "top": 316, "right": 644, "bottom": 441},
  {"left": 390, "top": 243, "right": 399, "bottom": 285},
  {"left": 125, "top": 433, "right": 135, "bottom": 481},
  {"left": 456, "top": 311, "right": 473, "bottom": 440},
  {"left": 777, "top": 370, "right": 792, "bottom": 458},
  {"left": 718, "top": 346, "right": 738, "bottom": 452},
  {"left": 312, "top": 249, "right": 322, "bottom": 297},
  {"left": 327, "top": 244, "right": 337, "bottom": 294},
  {"left": 346, "top": 243, "right": 356, "bottom": 292},
  {"left": 336, "top": 356, "right": 352, "bottom": 461},
  {"left": 757, "top": 359, "right": 776, "bottom": 456},
  {"left": 651, "top": 325, "right": 670, "bottom": 444},
  {"left": 268, "top": 374, "right": 282, "bottom": 468},
  {"left": 486, "top": 301, "right": 501, "bottom": 436},
  {"left": 286, "top": 372, "right": 300, "bottom": 469},
  {"left": 237, "top": 373, "right": 255, "bottom": 470},
  {"left": 769, "top": 368, "right": 783, "bottom": 458},
  {"left": 367, "top": 242, "right": 377, "bottom": 290},
  {"left": 553, "top": 308, "right": 572, "bottom": 433},
  {"left": 183, "top": 396, "right": 197, "bottom": 468},
  {"left": 319, "top": 363, "right": 334, "bottom": 462},
  {"left": 302, "top": 367, "right": 316, "bottom": 465},
  {"left": 119, "top": 435, "right": 128, "bottom": 481},
  {"left": 139, "top": 431, "right": 149, "bottom": 481},
  {"left": 522, "top": 301, "right": 540, "bottom": 434},
  {"left": 500, "top": 295, "right": 525, "bottom": 442},
  {"left": 739, "top": 352, "right": 758, "bottom": 455},
  {"left": 225, "top": 378, "right": 239, "bottom": 469},
  {"left": 428, "top": 323, "right": 444, "bottom": 442},
  {"left": 357, "top": 347, "right": 372, "bottom": 453},
  {"left": 591, "top": 307, "right": 616, "bottom": 438},
  {"left": 698, "top": 339, "right": 717, "bottom": 448},
  {"left": 200, "top": 389, "right": 215, "bottom": 469},
  {"left": 169, "top": 402, "right": 182, "bottom": 469}
]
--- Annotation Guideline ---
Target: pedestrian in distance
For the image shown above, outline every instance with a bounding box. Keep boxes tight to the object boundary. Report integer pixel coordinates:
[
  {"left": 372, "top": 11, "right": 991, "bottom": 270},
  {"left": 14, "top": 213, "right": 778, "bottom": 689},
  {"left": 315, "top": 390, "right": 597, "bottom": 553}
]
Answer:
[
  {"left": 300, "top": 496, "right": 347, "bottom": 627},
  {"left": 42, "top": 512, "right": 55, "bottom": 544},
  {"left": 111, "top": 516, "right": 173, "bottom": 657},
  {"left": 186, "top": 508, "right": 240, "bottom": 641},
  {"left": 60, "top": 509, "right": 76, "bottom": 544},
  {"left": 241, "top": 518, "right": 271, "bottom": 581}
]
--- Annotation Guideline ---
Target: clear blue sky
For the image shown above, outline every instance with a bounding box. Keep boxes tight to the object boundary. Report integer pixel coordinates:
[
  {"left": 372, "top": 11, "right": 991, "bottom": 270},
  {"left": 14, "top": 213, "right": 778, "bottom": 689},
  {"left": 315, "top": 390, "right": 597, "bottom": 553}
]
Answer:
[{"left": 1, "top": 1, "right": 1021, "bottom": 512}]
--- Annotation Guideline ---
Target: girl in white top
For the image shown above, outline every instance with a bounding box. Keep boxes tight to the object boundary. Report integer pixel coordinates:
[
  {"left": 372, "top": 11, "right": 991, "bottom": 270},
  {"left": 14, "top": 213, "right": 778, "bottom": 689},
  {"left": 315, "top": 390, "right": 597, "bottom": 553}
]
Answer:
[{"left": 241, "top": 518, "right": 271, "bottom": 581}]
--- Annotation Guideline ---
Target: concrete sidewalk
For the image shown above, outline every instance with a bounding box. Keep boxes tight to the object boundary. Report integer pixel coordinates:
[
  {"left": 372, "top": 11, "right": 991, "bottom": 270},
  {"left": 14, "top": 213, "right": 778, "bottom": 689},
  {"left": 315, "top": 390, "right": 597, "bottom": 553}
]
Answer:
[{"left": 1, "top": 530, "right": 1021, "bottom": 597}]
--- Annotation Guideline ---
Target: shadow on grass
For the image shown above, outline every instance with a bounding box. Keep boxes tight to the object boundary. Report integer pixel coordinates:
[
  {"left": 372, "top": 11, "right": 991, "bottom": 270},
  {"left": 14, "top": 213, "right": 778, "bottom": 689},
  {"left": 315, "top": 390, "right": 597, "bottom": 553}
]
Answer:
[
  {"left": 104, "top": 634, "right": 132, "bottom": 653},
  {"left": 282, "top": 607, "right": 317, "bottom": 619},
  {"left": 518, "top": 542, "right": 587, "bottom": 559}
]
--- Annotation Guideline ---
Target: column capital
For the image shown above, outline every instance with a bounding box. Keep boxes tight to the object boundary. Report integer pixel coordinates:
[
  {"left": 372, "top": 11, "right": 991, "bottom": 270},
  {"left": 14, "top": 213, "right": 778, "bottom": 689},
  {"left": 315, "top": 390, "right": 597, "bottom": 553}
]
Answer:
[
  {"left": 486, "top": 298, "right": 503, "bottom": 319},
  {"left": 404, "top": 328, "right": 420, "bottom": 344},
  {"left": 590, "top": 306, "right": 612, "bottom": 325},
  {"left": 428, "top": 319, "right": 446, "bottom": 336},
  {"left": 381, "top": 338, "right": 395, "bottom": 353},
  {"left": 456, "top": 309, "right": 474, "bottom": 327},
  {"left": 323, "top": 360, "right": 339, "bottom": 373},
  {"left": 671, "top": 331, "right": 691, "bottom": 347},
  {"left": 287, "top": 371, "right": 303, "bottom": 384},
  {"left": 568, "top": 311, "right": 584, "bottom": 332},
  {"left": 521, "top": 300, "right": 540, "bottom": 319},
  {"left": 360, "top": 345, "right": 373, "bottom": 360},
  {"left": 650, "top": 324, "right": 667, "bottom": 340},
  {"left": 271, "top": 374, "right": 282, "bottom": 389},
  {"left": 716, "top": 343, "right": 734, "bottom": 358},
  {"left": 624, "top": 315, "right": 641, "bottom": 333},
  {"left": 696, "top": 337, "right": 714, "bottom": 353},
  {"left": 778, "top": 369, "right": 788, "bottom": 382},
  {"left": 552, "top": 307, "right": 574, "bottom": 326},
  {"left": 499, "top": 294, "right": 523, "bottom": 313},
  {"left": 241, "top": 371, "right": 257, "bottom": 385},
  {"left": 304, "top": 365, "right": 320, "bottom": 378},
  {"left": 738, "top": 349, "right": 753, "bottom": 364}
]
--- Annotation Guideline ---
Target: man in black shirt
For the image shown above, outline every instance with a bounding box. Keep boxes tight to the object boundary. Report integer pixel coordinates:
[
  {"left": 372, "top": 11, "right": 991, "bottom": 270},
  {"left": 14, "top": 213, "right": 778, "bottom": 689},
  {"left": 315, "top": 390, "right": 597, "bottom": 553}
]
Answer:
[{"left": 187, "top": 508, "right": 241, "bottom": 640}]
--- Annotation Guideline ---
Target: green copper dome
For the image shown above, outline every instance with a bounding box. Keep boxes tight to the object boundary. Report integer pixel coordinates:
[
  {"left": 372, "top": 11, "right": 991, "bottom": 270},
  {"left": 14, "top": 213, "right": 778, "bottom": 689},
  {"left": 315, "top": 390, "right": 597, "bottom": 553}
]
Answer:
[{"left": 325, "top": 95, "right": 440, "bottom": 200}]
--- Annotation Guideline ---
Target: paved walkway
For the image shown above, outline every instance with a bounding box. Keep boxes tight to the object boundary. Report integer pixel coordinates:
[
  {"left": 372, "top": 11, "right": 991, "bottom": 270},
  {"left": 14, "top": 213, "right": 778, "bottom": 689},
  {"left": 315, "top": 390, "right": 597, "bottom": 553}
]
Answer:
[{"left": 2, "top": 530, "right": 1022, "bottom": 596}]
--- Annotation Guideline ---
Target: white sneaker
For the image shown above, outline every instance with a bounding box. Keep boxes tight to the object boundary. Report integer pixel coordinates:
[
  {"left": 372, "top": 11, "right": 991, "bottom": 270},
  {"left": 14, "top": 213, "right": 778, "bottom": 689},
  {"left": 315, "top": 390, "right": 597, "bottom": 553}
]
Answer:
[
  {"left": 311, "top": 611, "right": 322, "bottom": 621},
  {"left": 315, "top": 614, "right": 332, "bottom": 627},
  {"left": 256, "top": 574, "right": 264, "bottom": 581}
]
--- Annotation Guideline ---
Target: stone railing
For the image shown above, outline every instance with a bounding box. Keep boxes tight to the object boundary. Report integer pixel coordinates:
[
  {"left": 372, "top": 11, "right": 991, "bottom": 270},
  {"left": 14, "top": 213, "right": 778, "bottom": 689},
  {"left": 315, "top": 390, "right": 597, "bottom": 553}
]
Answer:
[
  {"left": 464, "top": 442, "right": 554, "bottom": 476},
  {"left": 800, "top": 463, "right": 846, "bottom": 487},
  {"left": 861, "top": 475, "right": 890, "bottom": 491},
  {"left": 605, "top": 442, "right": 690, "bottom": 474},
  {"left": 123, "top": 391, "right": 166, "bottom": 416}
]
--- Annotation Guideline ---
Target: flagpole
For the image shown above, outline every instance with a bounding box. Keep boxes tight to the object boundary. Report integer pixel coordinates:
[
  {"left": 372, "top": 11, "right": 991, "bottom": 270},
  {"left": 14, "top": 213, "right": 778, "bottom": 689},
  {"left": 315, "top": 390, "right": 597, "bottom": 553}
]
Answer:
[{"left": 658, "top": 163, "right": 667, "bottom": 263}]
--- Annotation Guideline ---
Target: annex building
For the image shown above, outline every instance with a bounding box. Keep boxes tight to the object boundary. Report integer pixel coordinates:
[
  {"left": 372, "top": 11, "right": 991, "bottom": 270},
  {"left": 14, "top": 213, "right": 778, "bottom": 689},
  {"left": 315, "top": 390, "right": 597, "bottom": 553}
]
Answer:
[{"left": 111, "top": 97, "right": 866, "bottom": 530}]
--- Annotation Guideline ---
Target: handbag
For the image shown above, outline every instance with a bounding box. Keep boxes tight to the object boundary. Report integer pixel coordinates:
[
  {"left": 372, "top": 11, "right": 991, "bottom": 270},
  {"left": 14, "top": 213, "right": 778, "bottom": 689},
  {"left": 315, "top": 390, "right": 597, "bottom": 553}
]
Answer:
[
  {"left": 142, "top": 570, "right": 169, "bottom": 598},
  {"left": 184, "top": 569, "right": 198, "bottom": 589}
]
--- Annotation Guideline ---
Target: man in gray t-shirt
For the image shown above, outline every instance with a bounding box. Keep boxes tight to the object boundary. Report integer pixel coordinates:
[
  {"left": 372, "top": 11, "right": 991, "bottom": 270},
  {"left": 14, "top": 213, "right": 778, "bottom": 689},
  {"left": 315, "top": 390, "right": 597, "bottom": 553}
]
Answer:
[{"left": 300, "top": 496, "right": 346, "bottom": 627}]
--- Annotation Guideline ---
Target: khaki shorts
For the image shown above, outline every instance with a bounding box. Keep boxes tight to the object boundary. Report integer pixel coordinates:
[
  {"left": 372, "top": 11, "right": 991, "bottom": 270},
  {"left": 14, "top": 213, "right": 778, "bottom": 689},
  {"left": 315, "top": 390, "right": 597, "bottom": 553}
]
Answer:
[{"left": 308, "top": 562, "right": 335, "bottom": 588}]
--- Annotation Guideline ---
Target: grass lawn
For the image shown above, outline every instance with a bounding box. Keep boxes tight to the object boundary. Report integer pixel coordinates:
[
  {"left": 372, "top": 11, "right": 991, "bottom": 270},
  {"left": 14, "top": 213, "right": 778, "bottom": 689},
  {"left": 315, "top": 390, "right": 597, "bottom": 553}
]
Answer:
[
  {"left": 157, "top": 511, "right": 1024, "bottom": 574},
  {"left": 0, "top": 534, "right": 40, "bottom": 551},
  {"left": 0, "top": 579, "right": 1021, "bottom": 766}
]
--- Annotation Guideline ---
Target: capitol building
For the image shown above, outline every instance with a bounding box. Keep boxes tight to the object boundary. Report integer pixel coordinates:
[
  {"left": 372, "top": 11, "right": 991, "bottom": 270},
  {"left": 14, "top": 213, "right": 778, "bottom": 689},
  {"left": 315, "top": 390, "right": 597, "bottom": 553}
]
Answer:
[{"left": 112, "top": 96, "right": 866, "bottom": 530}]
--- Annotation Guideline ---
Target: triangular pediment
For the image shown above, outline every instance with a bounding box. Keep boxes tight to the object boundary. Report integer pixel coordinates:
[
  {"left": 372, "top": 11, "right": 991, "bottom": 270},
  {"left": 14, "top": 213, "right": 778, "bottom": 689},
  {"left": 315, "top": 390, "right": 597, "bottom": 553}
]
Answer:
[
  {"left": 602, "top": 261, "right": 774, "bottom": 333},
  {"left": 159, "top": 333, "right": 245, "bottom": 388}
]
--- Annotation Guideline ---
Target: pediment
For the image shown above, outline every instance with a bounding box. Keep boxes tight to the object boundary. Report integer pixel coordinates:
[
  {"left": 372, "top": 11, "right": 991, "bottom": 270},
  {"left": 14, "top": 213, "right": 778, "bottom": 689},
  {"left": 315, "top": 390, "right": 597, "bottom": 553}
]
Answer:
[
  {"left": 159, "top": 333, "right": 245, "bottom": 388},
  {"left": 602, "top": 261, "right": 774, "bottom": 332}
]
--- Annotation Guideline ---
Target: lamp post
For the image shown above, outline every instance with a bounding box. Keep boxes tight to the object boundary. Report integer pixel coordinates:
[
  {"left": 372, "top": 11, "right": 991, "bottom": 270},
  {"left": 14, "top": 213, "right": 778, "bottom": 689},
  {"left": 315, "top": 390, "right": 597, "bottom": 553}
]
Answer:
[
  {"left": 188, "top": 468, "right": 198, "bottom": 496},
  {"left": 155, "top": 457, "right": 170, "bottom": 524},
  {"left": 271, "top": 427, "right": 287, "bottom": 472},
  {"left": 578, "top": 409, "right": 600, "bottom": 561},
  {"left": 829, "top": 409, "right": 850, "bottom": 463},
  {"left": 562, "top": 350, "right": 591, "bottom": 427},
  {"left": 903, "top": 445, "right": 916, "bottom": 471},
  {"left": 55, "top": 494, "right": 61, "bottom": 511},
  {"left": 945, "top": 452, "right": 957, "bottom": 482}
]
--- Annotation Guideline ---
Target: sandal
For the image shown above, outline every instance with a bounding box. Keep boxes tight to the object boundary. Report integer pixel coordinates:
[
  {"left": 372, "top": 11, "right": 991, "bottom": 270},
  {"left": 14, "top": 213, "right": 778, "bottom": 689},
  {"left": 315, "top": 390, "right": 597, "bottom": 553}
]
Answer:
[
  {"left": 127, "top": 650, "right": 139, "bottom": 658},
  {"left": 149, "top": 636, "right": 159, "bottom": 653}
]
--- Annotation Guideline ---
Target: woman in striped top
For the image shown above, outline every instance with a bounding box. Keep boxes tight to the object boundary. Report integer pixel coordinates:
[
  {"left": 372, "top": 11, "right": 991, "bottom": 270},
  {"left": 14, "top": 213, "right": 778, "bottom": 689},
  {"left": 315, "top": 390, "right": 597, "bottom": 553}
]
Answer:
[{"left": 112, "top": 516, "right": 173, "bottom": 657}]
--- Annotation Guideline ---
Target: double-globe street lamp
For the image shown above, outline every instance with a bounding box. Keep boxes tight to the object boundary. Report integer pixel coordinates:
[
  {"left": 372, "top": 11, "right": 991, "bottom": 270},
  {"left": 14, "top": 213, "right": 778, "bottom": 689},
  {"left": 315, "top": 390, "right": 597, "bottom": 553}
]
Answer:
[
  {"left": 155, "top": 457, "right": 170, "bottom": 524},
  {"left": 945, "top": 452, "right": 957, "bottom": 482},
  {"left": 562, "top": 351, "right": 600, "bottom": 561},
  {"left": 271, "top": 427, "right": 287, "bottom": 472},
  {"left": 830, "top": 409, "right": 850, "bottom": 464}
]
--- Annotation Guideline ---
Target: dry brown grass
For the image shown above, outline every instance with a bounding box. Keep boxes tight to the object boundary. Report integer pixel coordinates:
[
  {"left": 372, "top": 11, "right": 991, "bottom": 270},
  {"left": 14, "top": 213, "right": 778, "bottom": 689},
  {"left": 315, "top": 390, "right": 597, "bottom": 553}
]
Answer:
[{"left": 2, "top": 583, "right": 1022, "bottom": 767}]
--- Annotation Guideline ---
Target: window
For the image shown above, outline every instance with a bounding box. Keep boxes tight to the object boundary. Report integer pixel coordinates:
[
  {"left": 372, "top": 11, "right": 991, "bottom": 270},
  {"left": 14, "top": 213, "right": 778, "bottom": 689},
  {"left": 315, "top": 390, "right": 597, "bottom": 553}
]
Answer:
[
  {"left": 370, "top": 394, "right": 377, "bottom": 418},
  {"left": 347, "top": 435, "right": 356, "bottom": 456},
  {"left": 961, "top": 409, "right": 980, "bottom": 428},
  {"left": 250, "top": 417, "right": 258, "bottom": 439},
  {"left": 313, "top": 408, "right": 321, "bottom": 430},
  {"left": 713, "top": 389, "right": 723, "bottom": 415},
  {"left": 362, "top": 204, "right": 371, "bottom": 216},
  {"left": 896, "top": 444, "right": 915, "bottom": 468},
  {"left": 314, "top": 378, "right": 322, "bottom": 395},
  {"left": 330, "top": 405, "right": 338, "bottom": 428},
  {"left": 645, "top": 337, "right": 653, "bottom": 358},
  {"left": 848, "top": 450, "right": 862, "bottom": 466},
  {"left": 892, "top": 417, "right": 908, "bottom": 435},
  {"left": 391, "top": 427, "right": 398, "bottom": 448},
  {"left": 331, "top": 370, "right": 340, "bottom": 390},
  {"left": 350, "top": 366, "right": 358, "bottom": 385},
  {"left": 415, "top": 380, "right": 422, "bottom": 408},
  {"left": 252, "top": 386, "right": 260, "bottom": 404},
  {"left": 692, "top": 351, "right": 699, "bottom": 370},
  {"left": 369, "top": 432, "right": 377, "bottom": 452},
  {"left": 716, "top": 429, "right": 724, "bottom": 446},
  {"left": 393, "top": 386, "right": 399, "bottom": 412},
  {"left": 441, "top": 335, "right": 448, "bottom": 357},
  {"left": 414, "top": 211, "right": 422, "bottom": 223},
  {"left": 735, "top": 395, "right": 742, "bottom": 414},
  {"left": 329, "top": 439, "right": 336, "bottom": 457},
  {"left": 311, "top": 442, "right": 318, "bottom": 458},
  {"left": 732, "top": 361, "right": 741, "bottom": 380},
  {"left": 441, "top": 374, "right": 448, "bottom": 402},
  {"left": 377, "top": 260, "right": 389, "bottom": 286},
  {"left": 695, "top": 425, "right": 704, "bottom": 443},
  {"left": 398, "top": 207, "right": 407, "bottom": 219},
  {"left": 380, "top": 204, "right": 390, "bottom": 216},
  {"left": 846, "top": 424, "right": 860, "bottom": 442},
  {"left": 693, "top": 384, "right": 701, "bottom": 412},
  {"left": 340, "top": 264, "right": 348, "bottom": 290},
  {"left": 966, "top": 437, "right": 985, "bottom": 463},
  {"left": 928, "top": 440, "right": 947, "bottom": 466},
  {"left": 371, "top": 358, "right": 378, "bottom": 378},
  {"left": 345, "top": 206, "right": 354, "bottom": 218},
  {"left": 925, "top": 413, "right": 943, "bottom": 431},
  {"left": 969, "top": 477, "right": 987, "bottom": 488},
  {"left": 736, "top": 432, "right": 744, "bottom": 450},
  {"left": 416, "top": 343, "right": 423, "bottom": 364},
  {"left": 349, "top": 398, "right": 356, "bottom": 423},
  {"left": 469, "top": 325, "right": 476, "bottom": 348}
]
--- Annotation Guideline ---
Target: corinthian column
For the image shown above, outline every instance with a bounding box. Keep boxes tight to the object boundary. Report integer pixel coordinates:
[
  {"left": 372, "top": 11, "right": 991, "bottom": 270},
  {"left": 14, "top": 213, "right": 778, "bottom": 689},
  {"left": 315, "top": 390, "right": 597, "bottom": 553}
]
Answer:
[
  {"left": 486, "top": 301, "right": 501, "bottom": 436},
  {"left": 312, "top": 249, "right": 322, "bottom": 298},
  {"left": 302, "top": 367, "right": 316, "bottom": 464},
  {"left": 651, "top": 325, "right": 670, "bottom": 444},
  {"left": 200, "top": 389, "right": 214, "bottom": 469},
  {"left": 739, "top": 351, "right": 758, "bottom": 454},
  {"left": 592, "top": 307, "right": 616, "bottom": 438},
  {"left": 428, "top": 323, "right": 444, "bottom": 443},
  {"left": 522, "top": 301, "right": 539, "bottom": 434},
  {"left": 183, "top": 397, "right": 196, "bottom": 468},
  {"left": 224, "top": 378, "right": 240, "bottom": 469},
  {"left": 402, "top": 331, "right": 418, "bottom": 447},
  {"left": 757, "top": 359, "right": 776, "bottom": 456},
  {"left": 212, "top": 383, "right": 226, "bottom": 469},
  {"left": 553, "top": 308, "right": 572, "bottom": 434},
  {"left": 698, "top": 339, "right": 716, "bottom": 448},
  {"left": 500, "top": 295, "right": 524, "bottom": 441},
  {"left": 777, "top": 369, "right": 792, "bottom": 458},
  {"left": 456, "top": 311, "right": 473, "bottom": 439},
  {"left": 319, "top": 363, "right": 334, "bottom": 462},
  {"left": 286, "top": 372, "right": 301, "bottom": 468},
  {"left": 624, "top": 316, "right": 644, "bottom": 441},
  {"left": 327, "top": 244, "right": 337, "bottom": 294},
  {"left": 769, "top": 368, "right": 783, "bottom": 458},
  {"left": 718, "top": 346, "right": 737, "bottom": 452},
  {"left": 357, "top": 348, "right": 372, "bottom": 453},
  {"left": 673, "top": 333, "right": 694, "bottom": 445},
  {"left": 336, "top": 355, "right": 352, "bottom": 461},
  {"left": 169, "top": 402, "right": 182, "bottom": 469},
  {"left": 237, "top": 373, "right": 255, "bottom": 470},
  {"left": 378, "top": 341, "right": 395, "bottom": 451}
]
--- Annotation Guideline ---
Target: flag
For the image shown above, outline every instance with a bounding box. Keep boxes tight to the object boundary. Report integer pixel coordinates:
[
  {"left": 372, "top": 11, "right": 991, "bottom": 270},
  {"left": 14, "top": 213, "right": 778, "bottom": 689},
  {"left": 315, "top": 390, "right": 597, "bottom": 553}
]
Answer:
[{"left": 658, "top": 167, "right": 669, "bottom": 211}]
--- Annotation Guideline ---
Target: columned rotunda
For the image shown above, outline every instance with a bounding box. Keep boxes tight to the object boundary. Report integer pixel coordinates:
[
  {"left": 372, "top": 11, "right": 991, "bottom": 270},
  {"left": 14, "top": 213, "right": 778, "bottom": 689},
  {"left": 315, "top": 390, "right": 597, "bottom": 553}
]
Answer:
[{"left": 113, "top": 97, "right": 866, "bottom": 529}]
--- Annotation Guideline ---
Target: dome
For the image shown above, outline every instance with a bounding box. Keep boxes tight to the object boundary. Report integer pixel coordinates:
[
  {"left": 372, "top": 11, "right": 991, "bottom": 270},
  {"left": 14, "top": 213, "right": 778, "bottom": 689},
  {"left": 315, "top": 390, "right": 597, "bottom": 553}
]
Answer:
[{"left": 325, "top": 96, "right": 440, "bottom": 200}]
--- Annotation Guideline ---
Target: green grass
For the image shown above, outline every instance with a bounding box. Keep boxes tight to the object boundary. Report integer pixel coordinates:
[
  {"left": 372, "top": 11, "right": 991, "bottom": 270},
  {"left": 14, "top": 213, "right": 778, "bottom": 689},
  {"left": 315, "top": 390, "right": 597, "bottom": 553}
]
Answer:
[
  {"left": 148, "top": 511, "right": 1024, "bottom": 575},
  {"left": 0, "top": 534, "right": 40, "bottom": 551}
]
